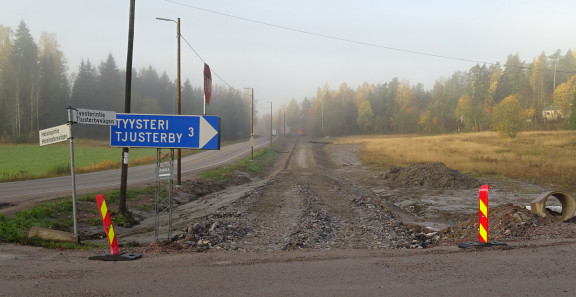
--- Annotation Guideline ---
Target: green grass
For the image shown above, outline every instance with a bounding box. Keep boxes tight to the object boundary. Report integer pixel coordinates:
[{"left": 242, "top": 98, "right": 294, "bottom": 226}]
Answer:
[
  {"left": 0, "top": 141, "right": 159, "bottom": 182},
  {"left": 0, "top": 139, "right": 240, "bottom": 182},
  {"left": 0, "top": 187, "right": 149, "bottom": 248},
  {"left": 0, "top": 198, "right": 94, "bottom": 248},
  {"left": 0, "top": 145, "right": 278, "bottom": 248}
]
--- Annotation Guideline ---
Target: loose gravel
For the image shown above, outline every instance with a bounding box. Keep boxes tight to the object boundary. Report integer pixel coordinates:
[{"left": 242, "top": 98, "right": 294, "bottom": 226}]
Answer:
[{"left": 146, "top": 141, "right": 435, "bottom": 253}]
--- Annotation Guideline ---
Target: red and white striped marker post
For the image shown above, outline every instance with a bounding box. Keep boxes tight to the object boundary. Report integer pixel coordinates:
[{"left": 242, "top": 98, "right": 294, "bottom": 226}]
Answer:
[
  {"left": 478, "top": 185, "right": 490, "bottom": 243},
  {"left": 95, "top": 194, "right": 119, "bottom": 255}
]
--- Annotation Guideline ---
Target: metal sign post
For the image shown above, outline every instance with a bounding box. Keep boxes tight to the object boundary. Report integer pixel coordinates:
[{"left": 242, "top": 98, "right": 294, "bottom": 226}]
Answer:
[
  {"left": 155, "top": 149, "right": 174, "bottom": 241},
  {"left": 66, "top": 107, "right": 79, "bottom": 236},
  {"left": 68, "top": 107, "right": 116, "bottom": 236},
  {"left": 39, "top": 111, "right": 75, "bottom": 235},
  {"left": 39, "top": 107, "right": 117, "bottom": 237},
  {"left": 109, "top": 113, "right": 221, "bottom": 241}
]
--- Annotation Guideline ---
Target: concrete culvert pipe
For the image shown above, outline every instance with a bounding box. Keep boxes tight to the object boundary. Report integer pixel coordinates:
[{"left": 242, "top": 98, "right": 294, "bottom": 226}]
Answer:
[{"left": 529, "top": 191, "right": 576, "bottom": 221}]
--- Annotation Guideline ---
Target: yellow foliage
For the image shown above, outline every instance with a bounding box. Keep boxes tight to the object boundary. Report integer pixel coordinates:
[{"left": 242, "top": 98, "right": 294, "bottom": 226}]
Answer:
[
  {"left": 553, "top": 75, "right": 576, "bottom": 116},
  {"left": 492, "top": 95, "right": 523, "bottom": 138},
  {"left": 523, "top": 107, "right": 535, "bottom": 119},
  {"left": 419, "top": 111, "right": 429, "bottom": 126}
]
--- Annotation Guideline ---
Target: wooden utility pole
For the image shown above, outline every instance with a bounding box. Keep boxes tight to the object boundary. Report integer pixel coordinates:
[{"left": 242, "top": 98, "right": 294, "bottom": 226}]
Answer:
[
  {"left": 270, "top": 102, "right": 272, "bottom": 147},
  {"left": 155, "top": 16, "right": 182, "bottom": 184},
  {"left": 119, "top": 0, "right": 135, "bottom": 214},
  {"left": 251, "top": 88, "right": 254, "bottom": 159}
]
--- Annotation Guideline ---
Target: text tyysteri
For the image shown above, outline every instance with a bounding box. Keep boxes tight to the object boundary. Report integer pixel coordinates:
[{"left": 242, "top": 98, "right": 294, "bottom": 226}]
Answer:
[{"left": 113, "top": 118, "right": 185, "bottom": 144}]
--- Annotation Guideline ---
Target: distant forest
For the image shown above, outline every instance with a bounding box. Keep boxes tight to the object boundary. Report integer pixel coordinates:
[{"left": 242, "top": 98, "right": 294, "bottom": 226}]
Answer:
[
  {"left": 0, "top": 21, "right": 251, "bottom": 143},
  {"left": 283, "top": 51, "right": 576, "bottom": 138},
  {"left": 2, "top": 21, "right": 576, "bottom": 144}
]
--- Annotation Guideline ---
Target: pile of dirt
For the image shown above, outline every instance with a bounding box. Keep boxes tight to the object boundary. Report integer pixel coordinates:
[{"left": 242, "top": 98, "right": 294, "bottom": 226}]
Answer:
[
  {"left": 383, "top": 162, "right": 481, "bottom": 190},
  {"left": 434, "top": 203, "right": 576, "bottom": 246}
]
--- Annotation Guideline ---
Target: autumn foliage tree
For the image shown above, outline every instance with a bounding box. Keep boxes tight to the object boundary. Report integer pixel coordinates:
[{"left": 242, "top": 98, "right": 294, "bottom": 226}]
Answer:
[
  {"left": 356, "top": 100, "right": 374, "bottom": 132},
  {"left": 569, "top": 91, "right": 576, "bottom": 129},
  {"left": 492, "top": 95, "right": 524, "bottom": 138},
  {"left": 553, "top": 75, "right": 576, "bottom": 117}
]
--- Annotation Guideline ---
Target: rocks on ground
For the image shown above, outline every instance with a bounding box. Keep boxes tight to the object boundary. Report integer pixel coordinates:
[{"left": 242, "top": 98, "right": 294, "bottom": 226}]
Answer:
[
  {"left": 136, "top": 150, "right": 576, "bottom": 254},
  {"left": 435, "top": 203, "right": 576, "bottom": 246},
  {"left": 138, "top": 143, "right": 438, "bottom": 254}
]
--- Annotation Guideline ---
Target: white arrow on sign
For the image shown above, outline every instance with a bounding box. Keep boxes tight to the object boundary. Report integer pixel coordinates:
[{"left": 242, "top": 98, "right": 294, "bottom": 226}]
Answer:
[{"left": 199, "top": 116, "right": 218, "bottom": 149}]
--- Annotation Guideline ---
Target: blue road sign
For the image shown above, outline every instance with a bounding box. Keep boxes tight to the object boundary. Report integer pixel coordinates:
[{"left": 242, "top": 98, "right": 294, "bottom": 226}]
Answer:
[{"left": 110, "top": 113, "right": 219, "bottom": 149}]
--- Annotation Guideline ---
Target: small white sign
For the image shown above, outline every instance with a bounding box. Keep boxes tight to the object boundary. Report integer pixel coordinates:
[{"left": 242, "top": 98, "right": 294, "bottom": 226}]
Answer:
[
  {"left": 39, "top": 124, "right": 70, "bottom": 146},
  {"left": 73, "top": 108, "right": 116, "bottom": 126},
  {"left": 155, "top": 166, "right": 173, "bottom": 181}
]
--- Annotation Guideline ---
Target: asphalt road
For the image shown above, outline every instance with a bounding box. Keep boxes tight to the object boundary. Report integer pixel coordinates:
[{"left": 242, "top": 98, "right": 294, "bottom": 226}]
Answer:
[
  {"left": 2, "top": 233, "right": 576, "bottom": 296},
  {"left": 0, "top": 137, "right": 270, "bottom": 213}
]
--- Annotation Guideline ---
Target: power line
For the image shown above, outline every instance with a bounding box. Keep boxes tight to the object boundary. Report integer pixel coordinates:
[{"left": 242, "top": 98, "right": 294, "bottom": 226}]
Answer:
[
  {"left": 166, "top": 0, "right": 495, "bottom": 65},
  {"left": 171, "top": 0, "right": 576, "bottom": 87},
  {"left": 179, "top": 34, "right": 244, "bottom": 93}
]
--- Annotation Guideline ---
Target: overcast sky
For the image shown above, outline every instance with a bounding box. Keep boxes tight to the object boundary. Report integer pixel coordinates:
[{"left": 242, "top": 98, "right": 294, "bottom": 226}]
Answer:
[{"left": 4, "top": 0, "right": 576, "bottom": 114}]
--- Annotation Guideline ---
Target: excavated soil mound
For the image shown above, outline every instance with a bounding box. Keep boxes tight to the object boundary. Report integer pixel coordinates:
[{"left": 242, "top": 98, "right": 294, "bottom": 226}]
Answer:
[
  {"left": 435, "top": 203, "right": 576, "bottom": 246},
  {"left": 384, "top": 162, "right": 481, "bottom": 190}
]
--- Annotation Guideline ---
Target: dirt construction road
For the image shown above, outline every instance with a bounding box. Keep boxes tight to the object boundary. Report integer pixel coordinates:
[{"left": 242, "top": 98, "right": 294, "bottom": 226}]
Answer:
[{"left": 2, "top": 137, "right": 576, "bottom": 296}]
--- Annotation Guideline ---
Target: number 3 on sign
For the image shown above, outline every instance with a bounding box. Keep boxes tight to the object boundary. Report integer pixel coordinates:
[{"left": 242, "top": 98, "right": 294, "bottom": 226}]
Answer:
[{"left": 188, "top": 127, "right": 194, "bottom": 137}]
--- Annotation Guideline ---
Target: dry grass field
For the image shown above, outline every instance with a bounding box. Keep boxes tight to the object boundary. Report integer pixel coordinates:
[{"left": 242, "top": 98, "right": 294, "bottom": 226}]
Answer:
[{"left": 336, "top": 131, "right": 576, "bottom": 192}]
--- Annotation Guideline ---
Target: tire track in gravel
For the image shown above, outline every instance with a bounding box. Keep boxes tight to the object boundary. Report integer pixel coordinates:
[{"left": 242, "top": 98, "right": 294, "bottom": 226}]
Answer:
[
  {"left": 302, "top": 142, "right": 424, "bottom": 249},
  {"left": 164, "top": 138, "right": 428, "bottom": 252},
  {"left": 240, "top": 139, "right": 425, "bottom": 250}
]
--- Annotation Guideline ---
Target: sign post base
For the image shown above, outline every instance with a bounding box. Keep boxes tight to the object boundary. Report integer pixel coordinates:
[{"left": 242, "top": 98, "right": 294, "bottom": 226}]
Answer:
[
  {"left": 458, "top": 241, "right": 509, "bottom": 249},
  {"left": 89, "top": 251, "right": 142, "bottom": 261}
]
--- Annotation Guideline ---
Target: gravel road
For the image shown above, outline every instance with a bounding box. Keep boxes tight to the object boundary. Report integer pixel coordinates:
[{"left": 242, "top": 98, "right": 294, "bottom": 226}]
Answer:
[
  {"left": 2, "top": 136, "right": 576, "bottom": 296},
  {"left": 151, "top": 137, "right": 430, "bottom": 252}
]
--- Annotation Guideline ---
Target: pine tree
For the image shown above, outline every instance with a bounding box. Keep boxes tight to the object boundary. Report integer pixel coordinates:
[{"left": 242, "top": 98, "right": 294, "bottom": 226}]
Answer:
[{"left": 10, "top": 20, "right": 39, "bottom": 141}]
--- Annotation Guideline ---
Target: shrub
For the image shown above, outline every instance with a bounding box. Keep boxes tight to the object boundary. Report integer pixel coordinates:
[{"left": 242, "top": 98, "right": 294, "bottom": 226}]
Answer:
[{"left": 492, "top": 95, "right": 523, "bottom": 138}]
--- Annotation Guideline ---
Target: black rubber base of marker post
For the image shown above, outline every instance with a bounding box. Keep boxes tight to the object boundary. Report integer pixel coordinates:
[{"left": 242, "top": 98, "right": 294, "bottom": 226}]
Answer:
[
  {"left": 89, "top": 251, "right": 142, "bottom": 261},
  {"left": 458, "top": 241, "right": 509, "bottom": 249}
]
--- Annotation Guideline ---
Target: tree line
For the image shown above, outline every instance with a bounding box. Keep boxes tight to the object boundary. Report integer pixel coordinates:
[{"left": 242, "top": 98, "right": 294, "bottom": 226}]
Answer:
[
  {"left": 0, "top": 21, "right": 251, "bottom": 143},
  {"left": 3, "top": 21, "right": 576, "bottom": 143},
  {"left": 279, "top": 51, "right": 576, "bottom": 138}
]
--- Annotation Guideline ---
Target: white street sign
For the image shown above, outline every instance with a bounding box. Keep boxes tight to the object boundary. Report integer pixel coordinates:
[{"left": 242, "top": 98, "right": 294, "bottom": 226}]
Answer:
[
  {"left": 39, "top": 124, "right": 70, "bottom": 146},
  {"left": 73, "top": 108, "right": 116, "bottom": 125}
]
